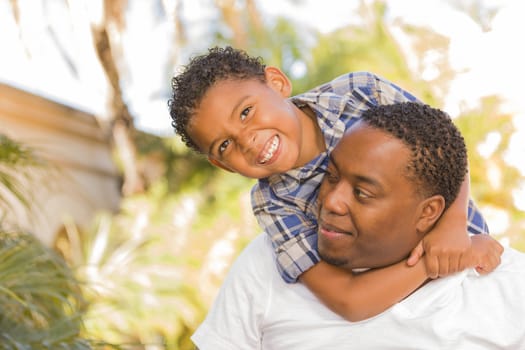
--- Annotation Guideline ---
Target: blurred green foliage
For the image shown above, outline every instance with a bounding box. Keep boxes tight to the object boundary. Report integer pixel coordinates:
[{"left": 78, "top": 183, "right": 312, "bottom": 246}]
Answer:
[
  {"left": 0, "top": 231, "right": 90, "bottom": 350},
  {"left": 2, "top": 1, "right": 524, "bottom": 349},
  {"left": 0, "top": 134, "right": 90, "bottom": 349}
]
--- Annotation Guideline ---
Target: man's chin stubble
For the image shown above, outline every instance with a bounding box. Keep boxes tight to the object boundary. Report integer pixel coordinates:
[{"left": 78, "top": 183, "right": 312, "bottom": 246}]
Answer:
[{"left": 319, "top": 252, "right": 348, "bottom": 267}]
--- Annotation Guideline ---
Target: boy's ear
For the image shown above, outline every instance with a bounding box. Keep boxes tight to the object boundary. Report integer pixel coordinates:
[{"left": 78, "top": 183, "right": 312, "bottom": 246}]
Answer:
[
  {"left": 416, "top": 195, "right": 446, "bottom": 234},
  {"left": 264, "top": 66, "right": 292, "bottom": 97},
  {"left": 207, "top": 156, "right": 236, "bottom": 173}
]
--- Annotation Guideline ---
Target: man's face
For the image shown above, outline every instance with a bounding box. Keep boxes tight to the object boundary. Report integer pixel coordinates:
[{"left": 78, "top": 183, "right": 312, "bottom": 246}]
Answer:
[
  {"left": 317, "top": 122, "right": 426, "bottom": 270},
  {"left": 188, "top": 68, "right": 318, "bottom": 179}
]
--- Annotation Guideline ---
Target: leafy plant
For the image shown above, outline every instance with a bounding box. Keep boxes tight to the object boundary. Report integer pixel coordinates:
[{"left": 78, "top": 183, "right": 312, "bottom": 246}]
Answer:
[
  {"left": 0, "top": 134, "right": 46, "bottom": 225},
  {"left": 0, "top": 230, "right": 90, "bottom": 350},
  {"left": 0, "top": 134, "right": 95, "bottom": 349}
]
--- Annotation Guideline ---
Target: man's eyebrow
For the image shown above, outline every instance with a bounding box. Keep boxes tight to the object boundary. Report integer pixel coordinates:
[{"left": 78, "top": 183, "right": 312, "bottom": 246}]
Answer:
[
  {"left": 208, "top": 95, "right": 251, "bottom": 156},
  {"left": 354, "top": 175, "right": 382, "bottom": 189},
  {"left": 328, "top": 154, "right": 383, "bottom": 189}
]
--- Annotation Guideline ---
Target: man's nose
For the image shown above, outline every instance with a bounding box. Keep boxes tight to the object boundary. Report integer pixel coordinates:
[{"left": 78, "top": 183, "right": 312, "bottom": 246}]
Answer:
[{"left": 322, "top": 183, "right": 350, "bottom": 216}]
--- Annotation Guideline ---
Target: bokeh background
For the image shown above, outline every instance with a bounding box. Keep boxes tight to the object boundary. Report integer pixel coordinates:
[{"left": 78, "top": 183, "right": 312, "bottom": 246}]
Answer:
[{"left": 1, "top": 0, "right": 524, "bottom": 348}]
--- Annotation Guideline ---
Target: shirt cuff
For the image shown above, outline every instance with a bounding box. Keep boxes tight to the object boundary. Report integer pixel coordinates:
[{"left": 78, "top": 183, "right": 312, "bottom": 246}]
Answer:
[{"left": 274, "top": 232, "right": 321, "bottom": 283}]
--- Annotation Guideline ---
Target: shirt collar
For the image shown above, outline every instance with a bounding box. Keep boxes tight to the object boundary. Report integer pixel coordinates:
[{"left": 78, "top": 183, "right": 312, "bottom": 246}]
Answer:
[{"left": 264, "top": 91, "right": 349, "bottom": 185}]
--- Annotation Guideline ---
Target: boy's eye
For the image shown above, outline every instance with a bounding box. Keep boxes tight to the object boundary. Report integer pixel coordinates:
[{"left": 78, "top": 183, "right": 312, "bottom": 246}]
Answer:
[
  {"left": 219, "top": 139, "right": 231, "bottom": 154},
  {"left": 240, "top": 107, "right": 252, "bottom": 121}
]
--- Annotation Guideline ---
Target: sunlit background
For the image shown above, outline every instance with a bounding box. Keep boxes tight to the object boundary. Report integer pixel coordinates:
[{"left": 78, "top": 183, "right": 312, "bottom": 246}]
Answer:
[{"left": 0, "top": 0, "right": 524, "bottom": 348}]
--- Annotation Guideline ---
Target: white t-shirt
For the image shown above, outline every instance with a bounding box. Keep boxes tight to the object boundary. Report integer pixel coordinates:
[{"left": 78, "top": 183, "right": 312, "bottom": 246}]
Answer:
[{"left": 192, "top": 234, "right": 525, "bottom": 350}]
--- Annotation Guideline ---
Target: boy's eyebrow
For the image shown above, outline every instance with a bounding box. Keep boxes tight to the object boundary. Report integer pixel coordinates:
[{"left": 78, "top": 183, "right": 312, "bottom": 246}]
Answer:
[
  {"left": 208, "top": 95, "right": 251, "bottom": 156},
  {"left": 208, "top": 139, "right": 220, "bottom": 157},
  {"left": 231, "top": 95, "right": 250, "bottom": 118},
  {"left": 208, "top": 139, "right": 217, "bottom": 156}
]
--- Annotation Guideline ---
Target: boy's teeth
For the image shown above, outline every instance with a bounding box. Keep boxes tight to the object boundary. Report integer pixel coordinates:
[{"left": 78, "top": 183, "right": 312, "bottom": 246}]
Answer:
[{"left": 260, "top": 136, "right": 279, "bottom": 164}]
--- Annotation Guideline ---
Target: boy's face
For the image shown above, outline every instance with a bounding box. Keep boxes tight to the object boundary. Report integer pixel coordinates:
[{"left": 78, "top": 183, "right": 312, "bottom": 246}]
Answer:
[
  {"left": 317, "top": 123, "right": 429, "bottom": 270},
  {"left": 187, "top": 67, "right": 317, "bottom": 179}
]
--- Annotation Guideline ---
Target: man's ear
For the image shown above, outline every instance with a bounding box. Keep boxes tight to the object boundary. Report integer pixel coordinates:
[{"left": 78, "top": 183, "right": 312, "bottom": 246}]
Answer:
[
  {"left": 416, "top": 195, "right": 446, "bottom": 234},
  {"left": 208, "top": 156, "right": 236, "bottom": 173},
  {"left": 264, "top": 66, "right": 292, "bottom": 97}
]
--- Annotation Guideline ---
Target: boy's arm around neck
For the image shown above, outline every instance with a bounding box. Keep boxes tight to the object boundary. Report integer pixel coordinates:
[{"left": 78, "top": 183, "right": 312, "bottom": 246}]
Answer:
[
  {"left": 411, "top": 175, "right": 471, "bottom": 278},
  {"left": 408, "top": 173, "right": 501, "bottom": 277},
  {"left": 299, "top": 259, "right": 428, "bottom": 322}
]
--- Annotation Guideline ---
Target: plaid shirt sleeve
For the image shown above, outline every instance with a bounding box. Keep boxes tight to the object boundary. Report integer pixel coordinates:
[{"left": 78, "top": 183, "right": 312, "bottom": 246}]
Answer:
[
  {"left": 356, "top": 72, "right": 420, "bottom": 105},
  {"left": 251, "top": 173, "right": 323, "bottom": 283},
  {"left": 467, "top": 199, "right": 489, "bottom": 234}
]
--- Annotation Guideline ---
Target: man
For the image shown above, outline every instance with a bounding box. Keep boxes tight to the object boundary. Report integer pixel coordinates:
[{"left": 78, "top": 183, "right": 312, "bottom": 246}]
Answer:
[{"left": 192, "top": 102, "right": 522, "bottom": 350}]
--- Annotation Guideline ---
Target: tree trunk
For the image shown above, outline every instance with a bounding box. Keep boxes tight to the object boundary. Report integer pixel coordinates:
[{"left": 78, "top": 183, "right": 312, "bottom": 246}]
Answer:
[{"left": 91, "top": 25, "right": 144, "bottom": 196}]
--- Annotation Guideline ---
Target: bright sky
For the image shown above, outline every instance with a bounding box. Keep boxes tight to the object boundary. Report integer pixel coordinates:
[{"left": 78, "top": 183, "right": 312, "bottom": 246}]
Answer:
[
  {"left": 1, "top": 0, "right": 524, "bottom": 164},
  {"left": 1, "top": 0, "right": 523, "bottom": 132},
  {"left": 2, "top": 0, "right": 524, "bottom": 151},
  {"left": 0, "top": 0, "right": 523, "bottom": 232}
]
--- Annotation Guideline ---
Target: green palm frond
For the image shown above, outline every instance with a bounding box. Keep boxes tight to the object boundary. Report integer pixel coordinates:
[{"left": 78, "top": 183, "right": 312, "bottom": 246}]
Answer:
[
  {"left": 0, "top": 134, "right": 46, "bottom": 218},
  {"left": 0, "top": 230, "right": 91, "bottom": 349}
]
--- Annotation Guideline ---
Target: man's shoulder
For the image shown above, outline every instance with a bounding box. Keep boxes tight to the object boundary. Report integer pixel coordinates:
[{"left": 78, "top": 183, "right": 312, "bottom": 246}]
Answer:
[
  {"left": 240, "top": 233, "right": 271, "bottom": 256},
  {"left": 228, "top": 234, "right": 273, "bottom": 275},
  {"left": 498, "top": 246, "right": 525, "bottom": 271}
]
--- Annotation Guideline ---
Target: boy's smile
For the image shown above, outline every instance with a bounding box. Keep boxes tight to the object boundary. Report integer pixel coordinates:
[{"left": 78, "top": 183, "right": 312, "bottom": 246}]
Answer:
[
  {"left": 258, "top": 135, "right": 280, "bottom": 165},
  {"left": 187, "top": 67, "right": 325, "bottom": 179}
]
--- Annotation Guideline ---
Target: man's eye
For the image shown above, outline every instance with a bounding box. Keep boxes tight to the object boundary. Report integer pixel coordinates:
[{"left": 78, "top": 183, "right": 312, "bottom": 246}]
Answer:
[
  {"left": 354, "top": 188, "right": 370, "bottom": 199},
  {"left": 219, "top": 139, "right": 231, "bottom": 154},
  {"left": 240, "top": 107, "right": 252, "bottom": 121}
]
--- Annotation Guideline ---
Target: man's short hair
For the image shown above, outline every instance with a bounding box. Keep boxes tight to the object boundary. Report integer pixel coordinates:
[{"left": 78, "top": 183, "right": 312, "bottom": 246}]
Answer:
[
  {"left": 360, "top": 102, "right": 467, "bottom": 209},
  {"left": 168, "top": 46, "right": 266, "bottom": 152}
]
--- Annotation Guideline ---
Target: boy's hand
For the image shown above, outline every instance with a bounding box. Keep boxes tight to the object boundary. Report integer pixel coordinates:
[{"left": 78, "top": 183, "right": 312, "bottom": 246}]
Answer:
[
  {"left": 466, "top": 234, "right": 503, "bottom": 274},
  {"left": 407, "top": 220, "right": 471, "bottom": 279}
]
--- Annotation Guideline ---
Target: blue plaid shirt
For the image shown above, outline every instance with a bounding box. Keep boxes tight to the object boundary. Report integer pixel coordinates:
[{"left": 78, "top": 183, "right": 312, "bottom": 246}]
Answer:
[{"left": 251, "top": 71, "right": 489, "bottom": 283}]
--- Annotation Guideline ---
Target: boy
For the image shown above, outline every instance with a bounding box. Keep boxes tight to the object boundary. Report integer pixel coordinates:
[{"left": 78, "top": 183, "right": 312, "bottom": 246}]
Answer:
[{"left": 168, "top": 46, "right": 500, "bottom": 321}]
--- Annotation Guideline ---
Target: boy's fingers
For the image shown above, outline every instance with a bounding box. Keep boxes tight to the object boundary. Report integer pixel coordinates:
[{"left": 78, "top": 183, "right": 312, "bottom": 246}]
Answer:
[
  {"left": 438, "top": 256, "right": 450, "bottom": 277},
  {"left": 475, "top": 265, "right": 487, "bottom": 274},
  {"left": 476, "top": 252, "right": 501, "bottom": 274},
  {"left": 407, "top": 241, "right": 424, "bottom": 266},
  {"left": 488, "top": 253, "right": 502, "bottom": 271},
  {"left": 448, "top": 255, "right": 461, "bottom": 275},
  {"left": 425, "top": 255, "right": 439, "bottom": 279}
]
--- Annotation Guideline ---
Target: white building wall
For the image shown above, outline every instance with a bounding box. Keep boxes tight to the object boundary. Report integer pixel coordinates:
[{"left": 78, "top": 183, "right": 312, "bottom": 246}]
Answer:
[{"left": 0, "top": 83, "right": 121, "bottom": 245}]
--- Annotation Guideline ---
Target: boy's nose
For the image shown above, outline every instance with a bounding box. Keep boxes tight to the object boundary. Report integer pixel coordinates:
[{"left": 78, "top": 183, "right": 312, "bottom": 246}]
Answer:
[{"left": 237, "top": 129, "right": 257, "bottom": 152}]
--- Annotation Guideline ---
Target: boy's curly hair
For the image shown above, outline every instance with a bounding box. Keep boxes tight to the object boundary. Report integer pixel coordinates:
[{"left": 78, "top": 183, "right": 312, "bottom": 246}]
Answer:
[
  {"left": 360, "top": 102, "right": 468, "bottom": 209},
  {"left": 168, "top": 46, "right": 266, "bottom": 152}
]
